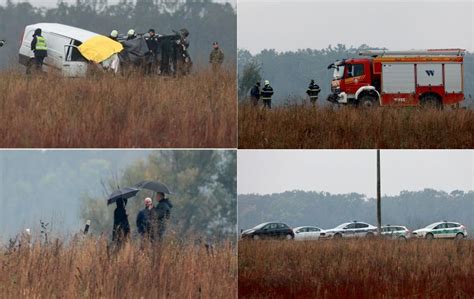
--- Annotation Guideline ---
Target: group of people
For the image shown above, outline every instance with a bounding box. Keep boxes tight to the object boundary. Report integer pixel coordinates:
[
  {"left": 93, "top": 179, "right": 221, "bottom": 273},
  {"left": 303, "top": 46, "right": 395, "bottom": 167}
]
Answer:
[
  {"left": 112, "top": 192, "right": 173, "bottom": 244},
  {"left": 249, "top": 79, "right": 321, "bottom": 108}
]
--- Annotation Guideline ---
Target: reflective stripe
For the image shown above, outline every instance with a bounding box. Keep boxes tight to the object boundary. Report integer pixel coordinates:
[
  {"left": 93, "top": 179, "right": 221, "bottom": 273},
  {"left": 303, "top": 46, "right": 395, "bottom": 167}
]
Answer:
[{"left": 35, "top": 36, "right": 47, "bottom": 51}]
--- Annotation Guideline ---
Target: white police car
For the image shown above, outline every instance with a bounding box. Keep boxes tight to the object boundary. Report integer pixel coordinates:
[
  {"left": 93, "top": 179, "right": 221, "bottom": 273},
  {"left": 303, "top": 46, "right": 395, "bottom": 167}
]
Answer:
[
  {"left": 412, "top": 221, "right": 467, "bottom": 240},
  {"left": 381, "top": 225, "right": 411, "bottom": 240},
  {"left": 323, "top": 221, "right": 377, "bottom": 239}
]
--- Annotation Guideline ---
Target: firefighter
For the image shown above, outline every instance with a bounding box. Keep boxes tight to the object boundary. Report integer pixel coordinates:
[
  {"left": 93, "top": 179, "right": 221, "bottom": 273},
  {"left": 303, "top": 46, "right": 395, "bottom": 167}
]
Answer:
[
  {"left": 306, "top": 79, "right": 321, "bottom": 105},
  {"left": 127, "top": 29, "right": 137, "bottom": 40},
  {"left": 209, "top": 41, "right": 224, "bottom": 71},
  {"left": 145, "top": 28, "right": 159, "bottom": 75},
  {"left": 30, "top": 28, "right": 47, "bottom": 72},
  {"left": 261, "top": 80, "right": 274, "bottom": 109},
  {"left": 0, "top": 39, "right": 5, "bottom": 47},
  {"left": 250, "top": 81, "right": 260, "bottom": 106},
  {"left": 109, "top": 30, "right": 119, "bottom": 41}
]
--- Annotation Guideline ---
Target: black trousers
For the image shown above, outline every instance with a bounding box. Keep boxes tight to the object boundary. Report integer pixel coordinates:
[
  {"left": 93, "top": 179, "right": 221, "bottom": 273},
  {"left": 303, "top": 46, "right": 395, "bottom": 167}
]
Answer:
[
  {"left": 263, "top": 99, "right": 272, "bottom": 109},
  {"left": 34, "top": 56, "right": 45, "bottom": 71}
]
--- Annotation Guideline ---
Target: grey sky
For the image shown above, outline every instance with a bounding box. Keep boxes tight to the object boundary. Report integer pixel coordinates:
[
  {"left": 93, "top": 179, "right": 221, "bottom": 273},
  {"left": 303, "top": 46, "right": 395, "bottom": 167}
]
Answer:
[
  {"left": 238, "top": 0, "right": 474, "bottom": 54},
  {"left": 1, "top": 0, "right": 235, "bottom": 8},
  {"left": 237, "top": 150, "right": 474, "bottom": 197}
]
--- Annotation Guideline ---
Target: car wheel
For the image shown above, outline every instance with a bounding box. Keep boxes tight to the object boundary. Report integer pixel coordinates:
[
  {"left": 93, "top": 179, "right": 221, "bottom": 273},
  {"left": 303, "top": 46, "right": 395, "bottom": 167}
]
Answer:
[
  {"left": 455, "top": 233, "right": 464, "bottom": 240},
  {"left": 426, "top": 233, "right": 434, "bottom": 240},
  {"left": 252, "top": 234, "right": 260, "bottom": 240},
  {"left": 286, "top": 234, "right": 294, "bottom": 240},
  {"left": 334, "top": 233, "right": 342, "bottom": 239}
]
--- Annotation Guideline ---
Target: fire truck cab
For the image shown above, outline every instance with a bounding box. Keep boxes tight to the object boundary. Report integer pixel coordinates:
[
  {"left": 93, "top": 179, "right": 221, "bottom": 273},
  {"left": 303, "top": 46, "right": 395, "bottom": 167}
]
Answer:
[{"left": 327, "top": 49, "right": 465, "bottom": 107}]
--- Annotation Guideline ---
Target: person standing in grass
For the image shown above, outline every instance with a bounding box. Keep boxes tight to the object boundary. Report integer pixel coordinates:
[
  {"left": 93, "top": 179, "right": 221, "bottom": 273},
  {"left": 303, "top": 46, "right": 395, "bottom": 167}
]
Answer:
[
  {"left": 113, "top": 198, "right": 130, "bottom": 244},
  {"left": 261, "top": 80, "right": 274, "bottom": 109},
  {"left": 155, "top": 192, "right": 172, "bottom": 241},
  {"left": 137, "top": 197, "right": 156, "bottom": 240},
  {"left": 209, "top": 41, "right": 224, "bottom": 71},
  {"left": 30, "top": 28, "right": 47, "bottom": 72},
  {"left": 306, "top": 79, "right": 321, "bottom": 106},
  {"left": 250, "top": 81, "right": 261, "bottom": 106}
]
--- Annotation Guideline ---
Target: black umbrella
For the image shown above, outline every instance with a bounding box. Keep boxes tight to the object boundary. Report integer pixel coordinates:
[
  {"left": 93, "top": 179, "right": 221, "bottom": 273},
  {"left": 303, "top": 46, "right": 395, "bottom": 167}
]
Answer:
[
  {"left": 106, "top": 187, "right": 140, "bottom": 205},
  {"left": 135, "top": 180, "right": 171, "bottom": 194}
]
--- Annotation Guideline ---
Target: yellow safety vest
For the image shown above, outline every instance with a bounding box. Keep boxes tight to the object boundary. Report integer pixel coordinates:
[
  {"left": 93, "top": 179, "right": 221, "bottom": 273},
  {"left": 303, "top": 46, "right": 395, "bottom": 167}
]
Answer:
[{"left": 35, "top": 36, "right": 47, "bottom": 51}]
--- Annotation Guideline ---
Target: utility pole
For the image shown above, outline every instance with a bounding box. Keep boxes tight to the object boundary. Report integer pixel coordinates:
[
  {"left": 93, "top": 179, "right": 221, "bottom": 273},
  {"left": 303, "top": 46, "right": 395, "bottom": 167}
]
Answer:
[{"left": 377, "top": 150, "right": 381, "bottom": 234}]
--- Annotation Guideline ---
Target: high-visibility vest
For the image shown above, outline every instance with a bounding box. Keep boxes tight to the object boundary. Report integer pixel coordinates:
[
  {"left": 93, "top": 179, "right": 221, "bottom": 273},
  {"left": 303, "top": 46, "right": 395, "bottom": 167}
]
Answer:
[{"left": 35, "top": 36, "right": 47, "bottom": 51}]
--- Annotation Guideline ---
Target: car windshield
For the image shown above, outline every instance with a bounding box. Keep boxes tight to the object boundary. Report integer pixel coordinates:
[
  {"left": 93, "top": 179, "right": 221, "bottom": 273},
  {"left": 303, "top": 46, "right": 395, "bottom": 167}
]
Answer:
[
  {"left": 424, "top": 222, "right": 442, "bottom": 229},
  {"left": 333, "top": 65, "right": 345, "bottom": 80}
]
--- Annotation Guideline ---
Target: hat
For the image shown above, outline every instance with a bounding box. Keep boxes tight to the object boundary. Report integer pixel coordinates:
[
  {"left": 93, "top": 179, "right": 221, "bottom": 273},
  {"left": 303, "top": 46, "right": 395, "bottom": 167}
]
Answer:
[{"left": 148, "top": 29, "right": 155, "bottom": 33}]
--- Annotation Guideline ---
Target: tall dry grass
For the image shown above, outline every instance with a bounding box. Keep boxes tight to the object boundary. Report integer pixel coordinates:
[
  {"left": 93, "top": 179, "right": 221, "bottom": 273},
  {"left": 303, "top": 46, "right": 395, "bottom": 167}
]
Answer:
[
  {"left": 0, "top": 69, "right": 236, "bottom": 148},
  {"left": 238, "top": 103, "right": 474, "bottom": 148},
  {"left": 0, "top": 236, "right": 237, "bottom": 298},
  {"left": 238, "top": 239, "right": 474, "bottom": 298}
]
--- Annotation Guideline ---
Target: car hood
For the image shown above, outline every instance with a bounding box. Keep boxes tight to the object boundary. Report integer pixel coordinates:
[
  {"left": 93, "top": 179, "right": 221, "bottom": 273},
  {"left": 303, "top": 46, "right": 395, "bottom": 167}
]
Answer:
[{"left": 241, "top": 229, "right": 255, "bottom": 235}]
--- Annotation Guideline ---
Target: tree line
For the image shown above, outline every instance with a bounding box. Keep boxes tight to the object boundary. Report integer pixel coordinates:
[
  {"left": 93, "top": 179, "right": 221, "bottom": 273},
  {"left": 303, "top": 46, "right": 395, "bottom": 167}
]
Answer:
[
  {"left": 238, "top": 46, "right": 474, "bottom": 107},
  {"left": 0, "top": 0, "right": 236, "bottom": 69},
  {"left": 238, "top": 189, "right": 474, "bottom": 235}
]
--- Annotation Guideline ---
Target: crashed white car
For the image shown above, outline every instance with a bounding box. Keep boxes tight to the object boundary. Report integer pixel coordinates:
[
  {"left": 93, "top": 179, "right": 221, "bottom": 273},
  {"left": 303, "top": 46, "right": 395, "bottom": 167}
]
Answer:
[
  {"left": 19, "top": 23, "right": 121, "bottom": 77},
  {"left": 322, "top": 221, "right": 377, "bottom": 239},
  {"left": 412, "top": 221, "right": 467, "bottom": 239}
]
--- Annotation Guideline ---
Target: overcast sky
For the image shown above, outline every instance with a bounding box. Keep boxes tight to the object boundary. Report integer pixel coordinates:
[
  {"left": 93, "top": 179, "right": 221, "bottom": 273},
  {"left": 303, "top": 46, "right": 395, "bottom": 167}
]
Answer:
[
  {"left": 238, "top": 150, "right": 474, "bottom": 197},
  {"left": 0, "top": 0, "right": 235, "bottom": 8},
  {"left": 238, "top": 0, "right": 474, "bottom": 54}
]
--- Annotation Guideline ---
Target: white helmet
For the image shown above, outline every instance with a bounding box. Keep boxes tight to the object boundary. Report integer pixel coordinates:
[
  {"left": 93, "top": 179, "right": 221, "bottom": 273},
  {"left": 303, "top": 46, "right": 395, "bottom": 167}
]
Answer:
[
  {"left": 264, "top": 80, "right": 270, "bottom": 85},
  {"left": 127, "top": 29, "right": 135, "bottom": 36},
  {"left": 110, "top": 30, "right": 118, "bottom": 38}
]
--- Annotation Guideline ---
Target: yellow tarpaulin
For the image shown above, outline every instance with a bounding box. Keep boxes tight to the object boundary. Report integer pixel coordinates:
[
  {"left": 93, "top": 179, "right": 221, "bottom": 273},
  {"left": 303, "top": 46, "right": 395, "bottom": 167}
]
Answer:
[{"left": 78, "top": 35, "right": 123, "bottom": 63}]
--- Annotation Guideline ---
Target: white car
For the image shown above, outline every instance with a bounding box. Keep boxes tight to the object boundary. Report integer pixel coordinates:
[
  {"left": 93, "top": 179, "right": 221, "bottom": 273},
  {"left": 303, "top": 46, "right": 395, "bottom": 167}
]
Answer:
[
  {"left": 381, "top": 225, "right": 411, "bottom": 240},
  {"left": 293, "top": 226, "right": 325, "bottom": 240},
  {"left": 19, "top": 23, "right": 105, "bottom": 77},
  {"left": 413, "top": 221, "right": 468, "bottom": 240},
  {"left": 323, "top": 221, "right": 377, "bottom": 239}
]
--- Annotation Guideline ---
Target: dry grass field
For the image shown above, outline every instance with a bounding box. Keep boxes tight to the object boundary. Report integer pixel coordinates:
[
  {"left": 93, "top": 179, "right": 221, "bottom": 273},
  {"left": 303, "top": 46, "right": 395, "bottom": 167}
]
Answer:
[
  {"left": 0, "top": 236, "right": 237, "bottom": 298},
  {"left": 238, "top": 103, "right": 474, "bottom": 148},
  {"left": 0, "top": 69, "right": 236, "bottom": 148},
  {"left": 239, "top": 239, "right": 474, "bottom": 298}
]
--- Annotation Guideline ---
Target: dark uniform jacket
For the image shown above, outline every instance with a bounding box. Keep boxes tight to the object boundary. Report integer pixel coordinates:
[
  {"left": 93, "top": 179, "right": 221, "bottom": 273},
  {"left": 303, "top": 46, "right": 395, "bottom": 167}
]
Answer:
[
  {"left": 113, "top": 206, "right": 130, "bottom": 241},
  {"left": 306, "top": 82, "right": 321, "bottom": 97},
  {"left": 250, "top": 85, "right": 260, "bottom": 99},
  {"left": 137, "top": 207, "right": 156, "bottom": 236},
  {"left": 261, "top": 85, "right": 274, "bottom": 100}
]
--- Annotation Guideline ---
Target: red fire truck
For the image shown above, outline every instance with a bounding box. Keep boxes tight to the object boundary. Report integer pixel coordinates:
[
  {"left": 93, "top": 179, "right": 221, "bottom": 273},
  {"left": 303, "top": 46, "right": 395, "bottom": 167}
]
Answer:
[{"left": 326, "top": 49, "right": 465, "bottom": 107}]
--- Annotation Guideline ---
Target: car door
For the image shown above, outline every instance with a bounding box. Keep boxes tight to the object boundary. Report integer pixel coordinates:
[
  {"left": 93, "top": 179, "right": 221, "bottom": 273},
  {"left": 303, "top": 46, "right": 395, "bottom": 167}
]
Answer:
[
  {"left": 355, "top": 223, "right": 369, "bottom": 237},
  {"left": 445, "top": 223, "right": 458, "bottom": 238},
  {"left": 278, "top": 223, "right": 290, "bottom": 238},
  {"left": 432, "top": 223, "right": 447, "bottom": 238},
  {"left": 63, "top": 44, "right": 88, "bottom": 77},
  {"left": 308, "top": 227, "right": 321, "bottom": 240},
  {"left": 344, "top": 223, "right": 357, "bottom": 238}
]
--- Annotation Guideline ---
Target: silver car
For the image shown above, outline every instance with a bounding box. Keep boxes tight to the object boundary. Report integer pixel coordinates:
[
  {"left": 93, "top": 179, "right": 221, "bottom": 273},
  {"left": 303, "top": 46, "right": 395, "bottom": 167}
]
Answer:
[{"left": 323, "top": 221, "right": 377, "bottom": 239}]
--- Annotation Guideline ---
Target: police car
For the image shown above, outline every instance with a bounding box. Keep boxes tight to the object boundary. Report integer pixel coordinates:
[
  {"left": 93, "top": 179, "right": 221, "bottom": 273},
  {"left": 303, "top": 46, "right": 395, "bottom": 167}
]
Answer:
[
  {"left": 323, "top": 221, "right": 377, "bottom": 239},
  {"left": 381, "top": 225, "right": 411, "bottom": 240},
  {"left": 412, "top": 221, "right": 468, "bottom": 240}
]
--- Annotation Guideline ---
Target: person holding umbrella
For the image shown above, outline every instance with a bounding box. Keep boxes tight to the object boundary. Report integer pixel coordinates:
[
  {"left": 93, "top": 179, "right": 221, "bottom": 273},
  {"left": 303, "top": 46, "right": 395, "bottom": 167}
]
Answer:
[
  {"left": 135, "top": 180, "right": 173, "bottom": 241},
  {"left": 107, "top": 187, "right": 139, "bottom": 245}
]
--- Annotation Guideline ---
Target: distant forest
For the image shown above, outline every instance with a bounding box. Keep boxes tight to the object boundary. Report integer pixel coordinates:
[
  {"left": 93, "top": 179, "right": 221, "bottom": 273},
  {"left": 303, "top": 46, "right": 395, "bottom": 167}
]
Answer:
[
  {"left": 238, "top": 46, "right": 474, "bottom": 107},
  {"left": 238, "top": 189, "right": 474, "bottom": 235},
  {"left": 0, "top": 0, "right": 236, "bottom": 69}
]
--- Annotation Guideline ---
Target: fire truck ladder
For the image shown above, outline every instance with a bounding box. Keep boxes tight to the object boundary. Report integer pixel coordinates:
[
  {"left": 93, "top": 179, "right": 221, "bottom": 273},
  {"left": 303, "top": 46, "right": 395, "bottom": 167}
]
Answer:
[{"left": 359, "top": 49, "right": 465, "bottom": 57}]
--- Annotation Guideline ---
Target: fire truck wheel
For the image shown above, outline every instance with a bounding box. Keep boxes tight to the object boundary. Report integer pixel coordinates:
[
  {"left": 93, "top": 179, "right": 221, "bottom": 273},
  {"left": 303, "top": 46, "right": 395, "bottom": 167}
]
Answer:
[
  {"left": 420, "top": 94, "right": 442, "bottom": 109},
  {"left": 358, "top": 95, "right": 378, "bottom": 108}
]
